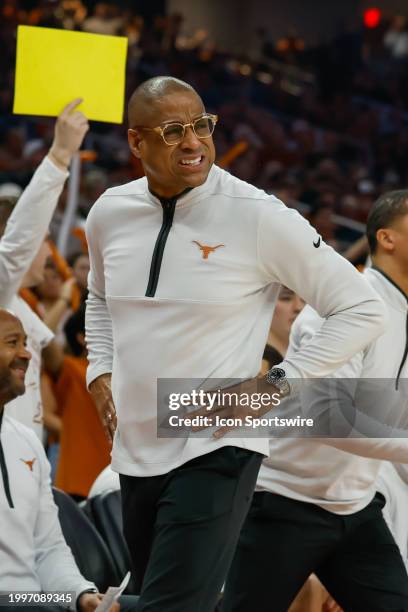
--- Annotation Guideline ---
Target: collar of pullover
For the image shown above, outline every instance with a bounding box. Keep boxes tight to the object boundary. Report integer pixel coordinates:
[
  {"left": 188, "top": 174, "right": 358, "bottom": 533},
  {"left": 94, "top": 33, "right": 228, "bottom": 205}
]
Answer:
[
  {"left": 366, "top": 266, "right": 408, "bottom": 312},
  {"left": 149, "top": 186, "right": 193, "bottom": 207},
  {"left": 145, "top": 163, "right": 219, "bottom": 209}
]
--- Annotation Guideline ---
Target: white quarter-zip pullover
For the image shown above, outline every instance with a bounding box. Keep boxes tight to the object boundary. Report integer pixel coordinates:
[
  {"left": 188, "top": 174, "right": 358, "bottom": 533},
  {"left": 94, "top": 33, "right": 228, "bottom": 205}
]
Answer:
[
  {"left": 258, "top": 267, "right": 408, "bottom": 514},
  {"left": 0, "top": 414, "right": 94, "bottom": 607},
  {"left": 85, "top": 165, "right": 386, "bottom": 477}
]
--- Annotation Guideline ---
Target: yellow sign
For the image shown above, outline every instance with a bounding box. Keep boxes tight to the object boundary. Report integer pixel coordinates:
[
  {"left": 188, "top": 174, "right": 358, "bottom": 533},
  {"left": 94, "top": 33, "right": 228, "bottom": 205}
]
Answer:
[{"left": 13, "top": 26, "right": 128, "bottom": 124}]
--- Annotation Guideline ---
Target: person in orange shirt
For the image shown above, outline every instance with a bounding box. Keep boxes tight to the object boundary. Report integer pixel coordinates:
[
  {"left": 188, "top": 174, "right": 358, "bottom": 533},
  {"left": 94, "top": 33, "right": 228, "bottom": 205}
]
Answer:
[{"left": 54, "top": 303, "right": 110, "bottom": 500}]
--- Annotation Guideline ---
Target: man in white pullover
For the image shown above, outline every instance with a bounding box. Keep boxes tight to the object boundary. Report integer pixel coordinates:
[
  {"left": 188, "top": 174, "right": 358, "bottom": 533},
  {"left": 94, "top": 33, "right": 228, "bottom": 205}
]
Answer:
[
  {"left": 222, "top": 190, "right": 408, "bottom": 612},
  {"left": 0, "top": 99, "right": 88, "bottom": 439},
  {"left": 0, "top": 308, "right": 123, "bottom": 611},
  {"left": 85, "top": 76, "right": 386, "bottom": 612}
]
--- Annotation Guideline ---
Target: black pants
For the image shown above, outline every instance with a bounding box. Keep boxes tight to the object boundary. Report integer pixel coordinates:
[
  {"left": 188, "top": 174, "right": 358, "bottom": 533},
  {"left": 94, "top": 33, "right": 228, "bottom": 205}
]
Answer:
[
  {"left": 120, "top": 446, "right": 262, "bottom": 612},
  {"left": 222, "top": 491, "right": 408, "bottom": 612}
]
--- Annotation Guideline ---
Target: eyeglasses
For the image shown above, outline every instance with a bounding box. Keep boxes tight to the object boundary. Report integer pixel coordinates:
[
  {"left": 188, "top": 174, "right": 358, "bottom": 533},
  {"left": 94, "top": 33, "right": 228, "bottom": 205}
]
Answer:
[{"left": 131, "top": 114, "right": 218, "bottom": 146}]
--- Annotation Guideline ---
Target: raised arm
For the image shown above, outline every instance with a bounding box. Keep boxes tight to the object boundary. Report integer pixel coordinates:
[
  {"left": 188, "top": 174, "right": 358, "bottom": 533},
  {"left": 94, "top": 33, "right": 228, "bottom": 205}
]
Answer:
[{"left": 0, "top": 99, "right": 89, "bottom": 307}]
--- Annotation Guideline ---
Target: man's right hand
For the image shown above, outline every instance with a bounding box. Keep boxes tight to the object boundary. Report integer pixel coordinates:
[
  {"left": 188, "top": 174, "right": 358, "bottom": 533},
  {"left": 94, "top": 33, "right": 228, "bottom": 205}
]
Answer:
[
  {"left": 89, "top": 373, "right": 117, "bottom": 443},
  {"left": 78, "top": 592, "right": 120, "bottom": 611},
  {"left": 48, "top": 98, "right": 89, "bottom": 170}
]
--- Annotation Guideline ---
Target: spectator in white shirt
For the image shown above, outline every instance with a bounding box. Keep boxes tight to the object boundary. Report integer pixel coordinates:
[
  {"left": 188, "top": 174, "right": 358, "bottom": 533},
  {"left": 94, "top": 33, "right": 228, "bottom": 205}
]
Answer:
[
  {"left": 0, "top": 308, "right": 125, "bottom": 611},
  {"left": 0, "top": 100, "right": 88, "bottom": 438}
]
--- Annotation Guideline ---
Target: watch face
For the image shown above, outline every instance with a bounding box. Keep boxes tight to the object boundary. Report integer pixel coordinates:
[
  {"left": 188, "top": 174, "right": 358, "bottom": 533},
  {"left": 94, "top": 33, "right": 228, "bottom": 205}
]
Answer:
[{"left": 272, "top": 368, "right": 286, "bottom": 380}]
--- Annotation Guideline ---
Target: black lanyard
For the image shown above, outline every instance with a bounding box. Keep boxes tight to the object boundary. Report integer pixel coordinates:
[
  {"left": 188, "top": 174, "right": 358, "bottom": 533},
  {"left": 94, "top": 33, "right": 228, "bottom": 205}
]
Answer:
[{"left": 0, "top": 411, "right": 14, "bottom": 508}]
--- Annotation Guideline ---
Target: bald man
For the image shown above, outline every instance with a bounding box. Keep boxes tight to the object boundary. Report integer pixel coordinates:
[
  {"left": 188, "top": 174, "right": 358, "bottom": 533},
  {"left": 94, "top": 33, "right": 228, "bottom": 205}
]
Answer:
[{"left": 85, "top": 76, "right": 386, "bottom": 611}]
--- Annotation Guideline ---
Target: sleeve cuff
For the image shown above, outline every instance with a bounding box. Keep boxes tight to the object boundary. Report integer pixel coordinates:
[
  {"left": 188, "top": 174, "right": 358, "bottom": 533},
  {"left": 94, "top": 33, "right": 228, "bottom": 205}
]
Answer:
[
  {"left": 43, "top": 154, "right": 70, "bottom": 180},
  {"left": 74, "top": 586, "right": 97, "bottom": 611},
  {"left": 86, "top": 365, "right": 113, "bottom": 390}
]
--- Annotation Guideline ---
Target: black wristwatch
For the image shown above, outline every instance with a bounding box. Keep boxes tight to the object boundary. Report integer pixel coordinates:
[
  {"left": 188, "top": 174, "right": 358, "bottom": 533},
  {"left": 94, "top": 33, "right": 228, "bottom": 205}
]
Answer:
[{"left": 265, "top": 367, "right": 291, "bottom": 398}]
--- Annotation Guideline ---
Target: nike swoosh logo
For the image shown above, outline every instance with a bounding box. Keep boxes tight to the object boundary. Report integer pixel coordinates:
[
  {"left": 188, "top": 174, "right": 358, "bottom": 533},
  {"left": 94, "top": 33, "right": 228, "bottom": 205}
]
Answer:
[{"left": 313, "top": 237, "right": 321, "bottom": 248}]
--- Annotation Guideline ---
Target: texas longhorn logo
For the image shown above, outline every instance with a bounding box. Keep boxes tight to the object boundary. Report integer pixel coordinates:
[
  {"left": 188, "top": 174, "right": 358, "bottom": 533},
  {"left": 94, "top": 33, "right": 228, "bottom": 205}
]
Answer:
[
  {"left": 20, "top": 458, "right": 36, "bottom": 472},
  {"left": 192, "top": 240, "right": 225, "bottom": 260}
]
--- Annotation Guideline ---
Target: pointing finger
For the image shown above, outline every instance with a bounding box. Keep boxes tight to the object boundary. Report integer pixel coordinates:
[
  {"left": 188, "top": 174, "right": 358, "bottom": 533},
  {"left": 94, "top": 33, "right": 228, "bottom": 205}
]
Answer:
[{"left": 60, "top": 98, "right": 84, "bottom": 116}]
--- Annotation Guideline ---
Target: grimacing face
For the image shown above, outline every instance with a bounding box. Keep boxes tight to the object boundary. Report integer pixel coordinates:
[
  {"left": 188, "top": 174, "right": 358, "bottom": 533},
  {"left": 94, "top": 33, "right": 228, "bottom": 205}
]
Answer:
[
  {"left": 128, "top": 90, "right": 216, "bottom": 198},
  {"left": 0, "top": 313, "right": 31, "bottom": 404}
]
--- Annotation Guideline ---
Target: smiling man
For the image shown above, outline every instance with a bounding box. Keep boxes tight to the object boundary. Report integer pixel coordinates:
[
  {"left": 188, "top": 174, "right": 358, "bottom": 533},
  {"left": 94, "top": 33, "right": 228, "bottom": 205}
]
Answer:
[
  {"left": 85, "top": 77, "right": 387, "bottom": 611},
  {"left": 0, "top": 311, "right": 30, "bottom": 402},
  {"left": 0, "top": 308, "right": 123, "bottom": 612}
]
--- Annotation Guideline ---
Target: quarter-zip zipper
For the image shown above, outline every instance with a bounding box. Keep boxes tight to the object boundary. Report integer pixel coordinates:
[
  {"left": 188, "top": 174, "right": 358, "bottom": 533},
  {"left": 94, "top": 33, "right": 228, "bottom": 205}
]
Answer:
[
  {"left": 0, "top": 411, "right": 14, "bottom": 509},
  {"left": 145, "top": 197, "right": 177, "bottom": 297},
  {"left": 371, "top": 266, "right": 408, "bottom": 390}
]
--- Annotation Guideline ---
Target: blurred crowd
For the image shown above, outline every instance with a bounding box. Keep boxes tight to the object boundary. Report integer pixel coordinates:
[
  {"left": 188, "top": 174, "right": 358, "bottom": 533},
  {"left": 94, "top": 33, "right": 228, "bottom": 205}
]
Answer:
[{"left": 1, "top": 1, "right": 408, "bottom": 257}]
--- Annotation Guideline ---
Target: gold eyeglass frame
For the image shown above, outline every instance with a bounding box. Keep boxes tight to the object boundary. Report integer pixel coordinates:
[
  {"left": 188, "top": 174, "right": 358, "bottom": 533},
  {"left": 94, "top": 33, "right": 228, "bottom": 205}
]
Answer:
[{"left": 131, "top": 114, "right": 218, "bottom": 146}]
